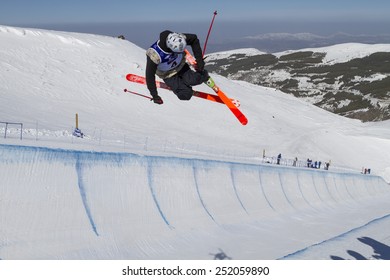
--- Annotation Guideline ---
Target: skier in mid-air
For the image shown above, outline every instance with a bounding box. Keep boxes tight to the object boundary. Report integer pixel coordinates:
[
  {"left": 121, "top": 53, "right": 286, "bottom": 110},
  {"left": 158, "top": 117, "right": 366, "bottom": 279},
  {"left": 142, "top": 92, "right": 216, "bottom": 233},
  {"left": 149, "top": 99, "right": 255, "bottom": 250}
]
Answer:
[{"left": 145, "top": 30, "right": 214, "bottom": 104}]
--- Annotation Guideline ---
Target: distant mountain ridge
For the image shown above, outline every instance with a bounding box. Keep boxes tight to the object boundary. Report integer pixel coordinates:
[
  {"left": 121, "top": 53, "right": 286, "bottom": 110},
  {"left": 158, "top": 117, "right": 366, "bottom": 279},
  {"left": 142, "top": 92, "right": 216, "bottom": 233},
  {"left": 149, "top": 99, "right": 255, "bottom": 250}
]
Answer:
[
  {"left": 231, "top": 32, "right": 390, "bottom": 53},
  {"left": 206, "top": 43, "right": 390, "bottom": 122}
]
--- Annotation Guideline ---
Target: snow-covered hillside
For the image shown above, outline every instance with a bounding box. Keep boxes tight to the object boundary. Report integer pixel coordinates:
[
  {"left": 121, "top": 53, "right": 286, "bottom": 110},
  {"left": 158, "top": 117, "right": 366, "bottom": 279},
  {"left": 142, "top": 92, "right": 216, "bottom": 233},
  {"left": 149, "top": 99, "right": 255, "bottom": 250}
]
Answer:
[
  {"left": 275, "top": 43, "right": 390, "bottom": 65},
  {"left": 1, "top": 25, "right": 390, "bottom": 179},
  {"left": 206, "top": 47, "right": 267, "bottom": 60},
  {"left": 1, "top": 25, "right": 390, "bottom": 262},
  {"left": 206, "top": 43, "right": 390, "bottom": 122},
  {"left": 207, "top": 43, "right": 390, "bottom": 66}
]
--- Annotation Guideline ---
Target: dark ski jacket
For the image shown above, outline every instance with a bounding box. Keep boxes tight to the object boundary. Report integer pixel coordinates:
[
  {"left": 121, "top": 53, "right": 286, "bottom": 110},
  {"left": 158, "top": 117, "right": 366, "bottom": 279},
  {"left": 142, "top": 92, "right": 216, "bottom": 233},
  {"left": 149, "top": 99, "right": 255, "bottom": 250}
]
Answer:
[{"left": 145, "top": 30, "right": 205, "bottom": 97}]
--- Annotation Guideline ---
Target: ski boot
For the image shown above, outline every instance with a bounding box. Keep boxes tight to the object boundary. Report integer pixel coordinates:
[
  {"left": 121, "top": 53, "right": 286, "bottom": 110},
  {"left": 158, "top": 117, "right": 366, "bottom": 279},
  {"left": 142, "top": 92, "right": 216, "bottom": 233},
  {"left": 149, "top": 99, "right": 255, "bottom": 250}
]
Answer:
[{"left": 205, "top": 76, "right": 219, "bottom": 93}]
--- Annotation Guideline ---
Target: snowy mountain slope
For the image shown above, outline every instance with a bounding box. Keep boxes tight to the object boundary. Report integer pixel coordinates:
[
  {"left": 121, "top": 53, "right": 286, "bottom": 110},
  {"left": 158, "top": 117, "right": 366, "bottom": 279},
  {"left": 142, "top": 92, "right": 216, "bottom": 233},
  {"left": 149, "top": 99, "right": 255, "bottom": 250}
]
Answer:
[
  {"left": 206, "top": 43, "right": 390, "bottom": 65},
  {"left": 206, "top": 43, "right": 390, "bottom": 122},
  {"left": 0, "top": 25, "right": 390, "bottom": 179},
  {"left": 275, "top": 43, "right": 390, "bottom": 65},
  {"left": 207, "top": 43, "right": 390, "bottom": 65},
  {"left": 1, "top": 26, "right": 390, "bottom": 261},
  {"left": 205, "top": 47, "right": 266, "bottom": 60},
  {"left": 241, "top": 31, "right": 390, "bottom": 53}
]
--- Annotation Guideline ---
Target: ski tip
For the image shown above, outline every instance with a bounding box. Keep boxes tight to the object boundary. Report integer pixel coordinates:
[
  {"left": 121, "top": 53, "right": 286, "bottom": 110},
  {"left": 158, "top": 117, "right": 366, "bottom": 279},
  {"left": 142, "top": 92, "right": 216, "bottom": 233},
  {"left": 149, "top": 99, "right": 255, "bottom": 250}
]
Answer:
[{"left": 239, "top": 115, "right": 248, "bottom": 125}]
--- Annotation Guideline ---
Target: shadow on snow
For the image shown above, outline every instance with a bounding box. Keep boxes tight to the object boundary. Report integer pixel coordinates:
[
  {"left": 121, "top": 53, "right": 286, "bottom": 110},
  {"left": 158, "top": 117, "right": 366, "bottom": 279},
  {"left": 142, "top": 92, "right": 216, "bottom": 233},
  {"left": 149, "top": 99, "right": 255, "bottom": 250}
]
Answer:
[{"left": 330, "top": 236, "right": 390, "bottom": 260}]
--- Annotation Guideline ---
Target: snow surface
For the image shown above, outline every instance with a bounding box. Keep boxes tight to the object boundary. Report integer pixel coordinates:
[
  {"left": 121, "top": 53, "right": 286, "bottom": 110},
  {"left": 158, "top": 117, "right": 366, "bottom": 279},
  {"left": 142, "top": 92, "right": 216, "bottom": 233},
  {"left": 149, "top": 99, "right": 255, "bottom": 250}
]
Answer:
[
  {"left": 275, "top": 42, "right": 390, "bottom": 65},
  {"left": 206, "top": 41, "right": 390, "bottom": 66},
  {"left": 206, "top": 48, "right": 267, "bottom": 60},
  {"left": 1, "top": 25, "right": 390, "bottom": 260}
]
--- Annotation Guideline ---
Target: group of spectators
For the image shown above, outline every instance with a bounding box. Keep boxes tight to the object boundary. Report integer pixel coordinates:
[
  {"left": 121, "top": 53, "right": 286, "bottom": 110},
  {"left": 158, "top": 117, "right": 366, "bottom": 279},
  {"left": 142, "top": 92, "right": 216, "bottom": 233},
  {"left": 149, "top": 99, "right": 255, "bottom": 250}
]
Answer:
[
  {"left": 263, "top": 153, "right": 373, "bottom": 175},
  {"left": 264, "top": 153, "right": 331, "bottom": 171},
  {"left": 362, "top": 167, "right": 371, "bottom": 174},
  {"left": 305, "top": 158, "right": 330, "bottom": 170}
]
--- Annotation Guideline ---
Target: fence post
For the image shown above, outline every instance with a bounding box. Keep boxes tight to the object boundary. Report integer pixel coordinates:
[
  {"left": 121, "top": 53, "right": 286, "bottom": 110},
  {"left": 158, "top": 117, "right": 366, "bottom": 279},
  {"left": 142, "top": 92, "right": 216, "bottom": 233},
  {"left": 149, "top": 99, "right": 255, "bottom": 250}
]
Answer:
[{"left": 1, "top": 122, "right": 23, "bottom": 139}]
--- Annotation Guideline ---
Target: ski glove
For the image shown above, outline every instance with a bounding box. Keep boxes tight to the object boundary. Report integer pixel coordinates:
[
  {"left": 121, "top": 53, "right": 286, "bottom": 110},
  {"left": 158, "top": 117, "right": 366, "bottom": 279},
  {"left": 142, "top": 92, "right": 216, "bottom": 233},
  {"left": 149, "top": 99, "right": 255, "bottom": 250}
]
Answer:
[
  {"left": 152, "top": 95, "right": 163, "bottom": 105},
  {"left": 196, "top": 60, "right": 205, "bottom": 72}
]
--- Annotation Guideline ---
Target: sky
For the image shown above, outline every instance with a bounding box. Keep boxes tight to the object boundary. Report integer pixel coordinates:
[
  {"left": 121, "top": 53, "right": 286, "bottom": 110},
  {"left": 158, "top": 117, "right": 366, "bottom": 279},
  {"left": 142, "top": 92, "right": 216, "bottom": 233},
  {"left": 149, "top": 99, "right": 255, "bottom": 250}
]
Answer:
[
  {"left": 1, "top": 0, "right": 390, "bottom": 52},
  {"left": 2, "top": 0, "right": 390, "bottom": 24}
]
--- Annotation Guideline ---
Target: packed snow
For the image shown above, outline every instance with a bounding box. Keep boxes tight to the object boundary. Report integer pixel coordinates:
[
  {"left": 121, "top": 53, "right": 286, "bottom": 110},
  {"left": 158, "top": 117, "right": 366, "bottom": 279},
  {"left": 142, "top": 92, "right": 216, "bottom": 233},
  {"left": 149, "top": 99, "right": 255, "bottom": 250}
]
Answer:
[
  {"left": 275, "top": 42, "right": 390, "bottom": 65},
  {"left": 1, "top": 25, "right": 390, "bottom": 260},
  {"left": 205, "top": 48, "right": 267, "bottom": 60}
]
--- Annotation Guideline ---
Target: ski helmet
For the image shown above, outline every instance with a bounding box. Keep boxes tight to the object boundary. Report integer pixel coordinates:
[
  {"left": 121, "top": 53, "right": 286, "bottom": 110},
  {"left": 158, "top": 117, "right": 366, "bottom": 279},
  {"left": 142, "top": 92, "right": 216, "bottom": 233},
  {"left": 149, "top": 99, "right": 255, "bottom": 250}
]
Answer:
[{"left": 166, "top": 32, "right": 187, "bottom": 53}]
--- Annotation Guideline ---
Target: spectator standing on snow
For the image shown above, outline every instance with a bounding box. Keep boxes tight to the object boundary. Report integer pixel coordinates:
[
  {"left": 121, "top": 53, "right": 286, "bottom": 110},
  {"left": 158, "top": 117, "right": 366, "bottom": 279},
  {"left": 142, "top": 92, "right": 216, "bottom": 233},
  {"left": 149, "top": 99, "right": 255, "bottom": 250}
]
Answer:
[{"left": 277, "top": 153, "right": 282, "bottom": 165}]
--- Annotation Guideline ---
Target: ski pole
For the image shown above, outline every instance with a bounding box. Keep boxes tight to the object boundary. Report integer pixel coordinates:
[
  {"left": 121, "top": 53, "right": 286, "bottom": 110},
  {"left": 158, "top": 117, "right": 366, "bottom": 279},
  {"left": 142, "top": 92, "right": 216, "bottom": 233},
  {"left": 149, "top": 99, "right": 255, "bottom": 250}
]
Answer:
[
  {"left": 203, "top": 10, "right": 217, "bottom": 57},
  {"left": 124, "top": 89, "right": 152, "bottom": 100}
]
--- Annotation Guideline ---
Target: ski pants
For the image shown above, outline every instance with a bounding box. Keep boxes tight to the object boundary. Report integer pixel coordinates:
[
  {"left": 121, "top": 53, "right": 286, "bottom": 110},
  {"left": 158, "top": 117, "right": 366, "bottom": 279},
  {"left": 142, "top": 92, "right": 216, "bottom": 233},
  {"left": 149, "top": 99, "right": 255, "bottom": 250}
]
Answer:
[{"left": 164, "top": 65, "right": 209, "bottom": 100}]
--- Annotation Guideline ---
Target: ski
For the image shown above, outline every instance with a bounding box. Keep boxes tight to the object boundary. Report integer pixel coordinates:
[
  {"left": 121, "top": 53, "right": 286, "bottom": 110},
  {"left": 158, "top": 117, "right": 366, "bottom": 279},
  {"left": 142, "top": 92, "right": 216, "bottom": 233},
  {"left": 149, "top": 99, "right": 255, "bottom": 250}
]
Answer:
[
  {"left": 185, "top": 50, "right": 248, "bottom": 125},
  {"left": 208, "top": 83, "right": 248, "bottom": 125},
  {"left": 125, "top": 73, "right": 240, "bottom": 107}
]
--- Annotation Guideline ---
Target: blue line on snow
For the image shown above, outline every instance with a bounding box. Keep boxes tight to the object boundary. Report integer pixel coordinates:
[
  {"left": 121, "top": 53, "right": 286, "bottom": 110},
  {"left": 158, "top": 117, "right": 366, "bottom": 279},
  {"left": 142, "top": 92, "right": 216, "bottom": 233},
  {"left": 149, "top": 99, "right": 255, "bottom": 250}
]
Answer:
[
  {"left": 230, "top": 166, "right": 248, "bottom": 214},
  {"left": 258, "top": 171, "right": 276, "bottom": 211},
  {"left": 296, "top": 173, "right": 315, "bottom": 209},
  {"left": 146, "top": 159, "right": 172, "bottom": 228},
  {"left": 278, "top": 173, "right": 295, "bottom": 209},
  {"left": 323, "top": 175, "right": 337, "bottom": 203},
  {"left": 75, "top": 155, "right": 99, "bottom": 236},
  {"left": 193, "top": 166, "right": 217, "bottom": 224},
  {"left": 311, "top": 173, "right": 324, "bottom": 203}
]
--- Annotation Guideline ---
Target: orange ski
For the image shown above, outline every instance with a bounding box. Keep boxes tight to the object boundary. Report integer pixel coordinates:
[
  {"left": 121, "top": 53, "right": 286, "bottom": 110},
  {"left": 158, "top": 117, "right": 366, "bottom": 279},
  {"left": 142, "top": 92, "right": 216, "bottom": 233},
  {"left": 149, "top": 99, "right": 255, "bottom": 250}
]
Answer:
[
  {"left": 210, "top": 84, "right": 248, "bottom": 126},
  {"left": 185, "top": 50, "right": 248, "bottom": 125}
]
